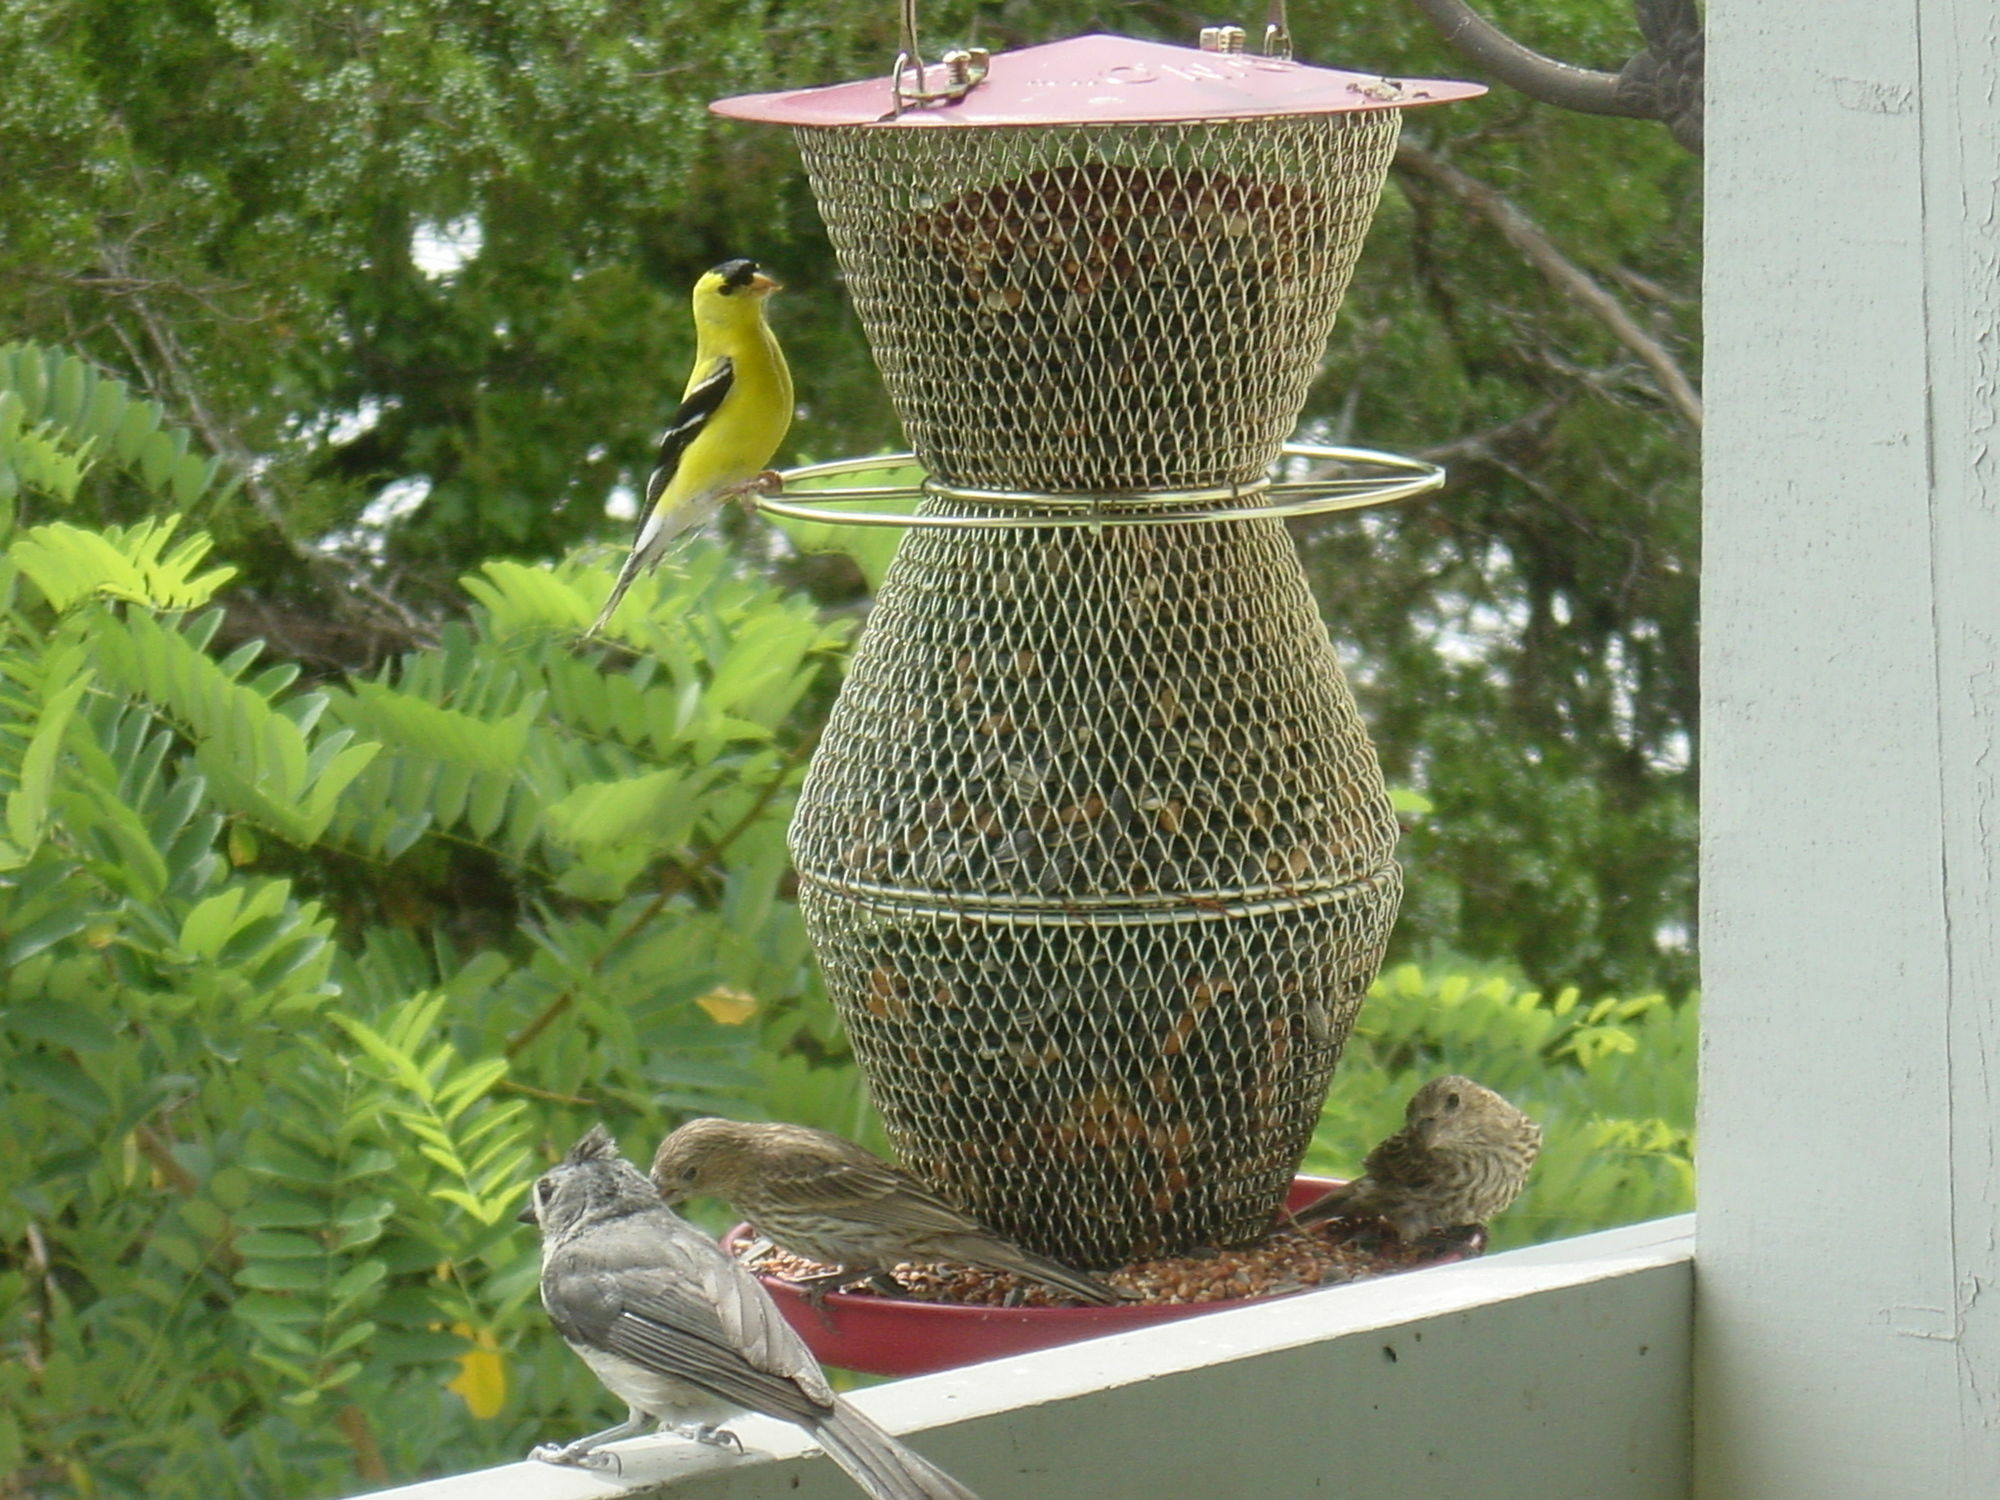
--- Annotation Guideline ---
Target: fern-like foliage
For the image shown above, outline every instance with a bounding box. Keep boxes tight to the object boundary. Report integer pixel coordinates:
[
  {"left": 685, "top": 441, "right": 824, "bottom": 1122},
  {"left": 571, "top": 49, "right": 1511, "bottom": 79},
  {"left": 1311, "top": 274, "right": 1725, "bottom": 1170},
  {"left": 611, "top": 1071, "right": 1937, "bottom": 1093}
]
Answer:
[
  {"left": 12, "top": 516, "right": 237, "bottom": 612},
  {"left": 0, "top": 341, "right": 229, "bottom": 515},
  {"left": 334, "top": 995, "right": 531, "bottom": 1232},
  {"left": 0, "top": 343, "right": 858, "bottom": 1496},
  {"left": 1306, "top": 961, "right": 1697, "bottom": 1248},
  {"left": 321, "top": 550, "right": 843, "bottom": 888}
]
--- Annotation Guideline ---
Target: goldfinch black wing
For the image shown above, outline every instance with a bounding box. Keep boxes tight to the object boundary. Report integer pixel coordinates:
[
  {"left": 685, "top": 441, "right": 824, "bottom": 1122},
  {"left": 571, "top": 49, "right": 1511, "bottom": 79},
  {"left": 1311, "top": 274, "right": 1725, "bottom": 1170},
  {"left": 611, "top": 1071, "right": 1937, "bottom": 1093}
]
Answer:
[{"left": 639, "top": 355, "right": 735, "bottom": 519}]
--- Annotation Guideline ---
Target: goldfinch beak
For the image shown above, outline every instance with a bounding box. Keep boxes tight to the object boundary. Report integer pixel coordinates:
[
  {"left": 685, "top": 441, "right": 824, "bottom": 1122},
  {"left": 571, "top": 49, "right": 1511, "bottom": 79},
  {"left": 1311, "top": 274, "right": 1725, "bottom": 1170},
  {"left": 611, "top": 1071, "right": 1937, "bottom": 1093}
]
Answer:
[{"left": 750, "top": 272, "right": 782, "bottom": 295}]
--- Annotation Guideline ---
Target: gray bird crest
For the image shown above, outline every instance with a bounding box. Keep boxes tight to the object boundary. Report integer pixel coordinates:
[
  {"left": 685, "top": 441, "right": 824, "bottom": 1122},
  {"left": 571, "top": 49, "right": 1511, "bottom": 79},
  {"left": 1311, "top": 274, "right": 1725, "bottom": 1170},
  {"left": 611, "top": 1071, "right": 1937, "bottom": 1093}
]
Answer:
[{"left": 522, "top": 1123, "right": 656, "bottom": 1244}]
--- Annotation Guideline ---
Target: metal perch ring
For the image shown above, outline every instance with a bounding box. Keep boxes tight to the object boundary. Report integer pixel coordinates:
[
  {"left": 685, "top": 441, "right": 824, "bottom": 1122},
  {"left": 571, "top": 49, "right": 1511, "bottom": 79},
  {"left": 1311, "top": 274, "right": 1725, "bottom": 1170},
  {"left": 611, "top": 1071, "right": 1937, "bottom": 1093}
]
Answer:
[{"left": 757, "top": 443, "right": 1444, "bottom": 530}]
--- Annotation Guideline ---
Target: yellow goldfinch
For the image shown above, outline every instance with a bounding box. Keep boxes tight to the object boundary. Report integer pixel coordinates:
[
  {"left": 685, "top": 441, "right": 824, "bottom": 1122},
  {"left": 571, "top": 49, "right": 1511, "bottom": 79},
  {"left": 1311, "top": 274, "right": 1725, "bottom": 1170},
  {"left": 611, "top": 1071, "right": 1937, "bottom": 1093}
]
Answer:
[{"left": 589, "top": 258, "right": 793, "bottom": 633}]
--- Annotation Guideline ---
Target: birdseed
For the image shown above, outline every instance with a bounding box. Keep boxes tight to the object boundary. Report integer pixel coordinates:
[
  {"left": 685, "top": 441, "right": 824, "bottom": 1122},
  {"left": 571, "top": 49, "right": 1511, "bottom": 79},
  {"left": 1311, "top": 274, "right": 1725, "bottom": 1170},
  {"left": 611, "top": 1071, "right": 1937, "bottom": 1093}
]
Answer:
[{"left": 742, "top": 1218, "right": 1481, "bottom": 1309}]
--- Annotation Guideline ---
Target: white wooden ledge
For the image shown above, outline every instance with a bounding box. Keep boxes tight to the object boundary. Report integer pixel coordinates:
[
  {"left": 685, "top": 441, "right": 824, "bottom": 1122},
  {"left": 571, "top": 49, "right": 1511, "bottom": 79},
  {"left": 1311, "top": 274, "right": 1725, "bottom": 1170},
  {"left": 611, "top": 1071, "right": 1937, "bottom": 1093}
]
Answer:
[{"left": 365, "top": 1215, "right": 1692, "bottom": 1500}]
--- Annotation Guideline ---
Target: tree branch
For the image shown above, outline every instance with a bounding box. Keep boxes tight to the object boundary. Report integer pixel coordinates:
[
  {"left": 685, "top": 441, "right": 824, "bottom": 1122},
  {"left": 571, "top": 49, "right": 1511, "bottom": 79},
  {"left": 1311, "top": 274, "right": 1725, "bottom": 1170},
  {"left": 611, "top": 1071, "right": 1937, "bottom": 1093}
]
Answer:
[
  {"left": 1403, "top": 0, "right": 1641, "bottom": 118},
  {"left": 1414, "top": 397, "right": 1572, "bottom": 469},
  {"left": 1405, "top": 0, "right": 1704, "bottom": 154},
  {"left": 1392, "top": 140, "right": 1703, "bottom": 431},
  {"left": 97, "top": 239, "right": 439, "bottom": 652}
]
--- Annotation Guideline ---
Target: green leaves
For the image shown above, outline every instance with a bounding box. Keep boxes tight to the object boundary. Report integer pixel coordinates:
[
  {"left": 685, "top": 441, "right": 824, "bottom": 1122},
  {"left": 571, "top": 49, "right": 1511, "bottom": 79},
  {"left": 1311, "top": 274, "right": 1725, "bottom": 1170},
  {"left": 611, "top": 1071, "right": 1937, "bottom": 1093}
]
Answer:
[
  {"left": 89, "top": 608, "right": 378, "bottom": 845},
  {"left": 322, "top": 546, "right": 843, "bottom": 893},
  {"left": 333, "top": 995, "right": 531, "bottom": 1230},
  {"left": 12, "top": 517, "right": 237, "bottom": 612},
  {"left": 0, "top": 392, "right": 91, "bottom": 511},
  {"left": 1, "top": 648, "right": 90, "bottom": 866},
  {"left": 233, "top": 1063, "right": 399, "bottom": 1407},
  {"left": 0, "top": 461, "right": 848, "bottom": 1491},
  {"left": 0, "top": 341, "right": 228, "bottom": 513},
  {"left": 1306, "top": 961, "right": 1696, "bottom": 1249}
]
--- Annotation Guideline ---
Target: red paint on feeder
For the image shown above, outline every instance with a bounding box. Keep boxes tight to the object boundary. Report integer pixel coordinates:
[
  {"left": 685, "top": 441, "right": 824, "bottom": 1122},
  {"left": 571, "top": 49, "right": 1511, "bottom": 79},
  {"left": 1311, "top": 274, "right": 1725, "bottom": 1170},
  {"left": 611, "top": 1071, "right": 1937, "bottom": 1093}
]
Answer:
[
  {"left": 711, "top": 34, "right": 1484, "bottom": 130},
  {"left": 723, "top": 1177, "right": 1476, "bottom": 1377}
]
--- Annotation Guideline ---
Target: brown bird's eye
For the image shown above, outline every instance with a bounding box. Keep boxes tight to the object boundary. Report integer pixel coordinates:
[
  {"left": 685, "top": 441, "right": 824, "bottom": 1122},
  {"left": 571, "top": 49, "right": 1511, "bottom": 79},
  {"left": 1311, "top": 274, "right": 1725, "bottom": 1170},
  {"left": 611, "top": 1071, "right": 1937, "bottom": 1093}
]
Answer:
[
  {"left": 1444, "top": 1091, "right": 1462, "bottom": 1110},
  {"left": 680, "top": 1165, "right": 699, "bottom": 1184}
]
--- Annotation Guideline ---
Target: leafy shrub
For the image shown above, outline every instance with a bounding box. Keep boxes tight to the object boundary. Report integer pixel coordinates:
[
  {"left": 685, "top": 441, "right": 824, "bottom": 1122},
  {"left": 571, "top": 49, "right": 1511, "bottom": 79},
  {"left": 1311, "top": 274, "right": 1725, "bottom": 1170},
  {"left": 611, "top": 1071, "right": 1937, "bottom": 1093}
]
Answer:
[{"left": 0, "top": 343, "right": 859, "bottom": 1494}]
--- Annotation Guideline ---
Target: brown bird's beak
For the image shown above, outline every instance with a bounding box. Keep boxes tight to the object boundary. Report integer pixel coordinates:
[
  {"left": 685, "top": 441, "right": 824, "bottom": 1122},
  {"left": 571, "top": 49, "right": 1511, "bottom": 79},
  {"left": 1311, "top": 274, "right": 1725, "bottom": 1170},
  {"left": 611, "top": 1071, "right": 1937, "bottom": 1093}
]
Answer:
[
  {"left": 517, "top": 1200, "right": 539, "bottom": 1225},
  {"left": 750, "top": 272, "right": 782, "bottom": 296}
]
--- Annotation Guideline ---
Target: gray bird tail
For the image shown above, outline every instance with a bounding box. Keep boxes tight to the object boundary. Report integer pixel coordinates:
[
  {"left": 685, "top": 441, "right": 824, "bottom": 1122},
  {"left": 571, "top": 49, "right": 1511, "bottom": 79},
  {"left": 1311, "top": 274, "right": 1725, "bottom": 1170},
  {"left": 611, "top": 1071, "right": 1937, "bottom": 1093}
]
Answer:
[{"left": 809, "top": 1400, "right": 979, "bottom": 1500}]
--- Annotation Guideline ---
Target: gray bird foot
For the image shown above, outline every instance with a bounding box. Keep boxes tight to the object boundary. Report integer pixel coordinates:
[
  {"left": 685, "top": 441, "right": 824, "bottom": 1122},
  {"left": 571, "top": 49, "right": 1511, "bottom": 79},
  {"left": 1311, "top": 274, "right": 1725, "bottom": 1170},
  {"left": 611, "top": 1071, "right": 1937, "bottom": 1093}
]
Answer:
[
  {"left": 670, "top": 1423, "right": 744, "bottom": 1453},
  {"left": 530, "top": 1441, "right": 621, "bottom": 1473},
  {"left": 791, "top": 1267, "right": 884, "bottom": 1310}
]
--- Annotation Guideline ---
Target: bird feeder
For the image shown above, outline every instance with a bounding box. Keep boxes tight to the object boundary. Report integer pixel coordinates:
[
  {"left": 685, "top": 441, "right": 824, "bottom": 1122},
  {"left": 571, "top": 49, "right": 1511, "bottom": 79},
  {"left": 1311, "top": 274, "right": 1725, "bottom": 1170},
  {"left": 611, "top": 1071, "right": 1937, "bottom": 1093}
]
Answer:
[{"left": 715, "top": 23, "right": 1481, "bottom": 1266}]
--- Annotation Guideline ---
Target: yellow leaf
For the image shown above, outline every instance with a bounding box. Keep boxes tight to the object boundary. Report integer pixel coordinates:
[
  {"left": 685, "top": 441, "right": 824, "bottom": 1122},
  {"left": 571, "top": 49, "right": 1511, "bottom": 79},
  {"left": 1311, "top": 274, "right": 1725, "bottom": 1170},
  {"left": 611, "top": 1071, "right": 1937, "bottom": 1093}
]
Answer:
[
  {"left": 695, "top": 986, "right": 759, "bottom": 1025},
  {"left": 446, "top": 1324, "right": 507, "bottom": 1419}
]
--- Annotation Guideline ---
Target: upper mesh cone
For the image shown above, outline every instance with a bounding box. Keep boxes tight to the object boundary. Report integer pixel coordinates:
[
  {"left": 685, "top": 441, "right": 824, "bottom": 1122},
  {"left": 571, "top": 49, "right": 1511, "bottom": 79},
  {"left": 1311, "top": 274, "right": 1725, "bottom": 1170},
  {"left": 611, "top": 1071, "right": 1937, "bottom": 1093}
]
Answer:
[
  {"left": 714, "top": 36, "right": 1486, "bottom": 492},
  {"left": 795, "top": 114, "right": 1399, "bottom": 491}
]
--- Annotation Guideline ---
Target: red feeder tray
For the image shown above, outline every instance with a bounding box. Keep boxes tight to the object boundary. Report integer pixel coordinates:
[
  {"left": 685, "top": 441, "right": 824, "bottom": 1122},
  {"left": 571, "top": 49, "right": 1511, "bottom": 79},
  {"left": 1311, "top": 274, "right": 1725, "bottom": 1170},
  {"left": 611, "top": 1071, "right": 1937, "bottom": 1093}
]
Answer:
[{"left": 723, "top": 1176, "right": 1477, "bottom": 1377}]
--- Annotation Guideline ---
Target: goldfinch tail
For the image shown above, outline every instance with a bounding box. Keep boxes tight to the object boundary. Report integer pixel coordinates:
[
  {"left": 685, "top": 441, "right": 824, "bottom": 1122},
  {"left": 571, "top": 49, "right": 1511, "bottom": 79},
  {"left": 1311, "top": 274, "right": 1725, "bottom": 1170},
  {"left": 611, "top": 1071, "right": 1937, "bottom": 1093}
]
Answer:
[{"left": 586, "top": 502, "right": 707, "bottom": 635}]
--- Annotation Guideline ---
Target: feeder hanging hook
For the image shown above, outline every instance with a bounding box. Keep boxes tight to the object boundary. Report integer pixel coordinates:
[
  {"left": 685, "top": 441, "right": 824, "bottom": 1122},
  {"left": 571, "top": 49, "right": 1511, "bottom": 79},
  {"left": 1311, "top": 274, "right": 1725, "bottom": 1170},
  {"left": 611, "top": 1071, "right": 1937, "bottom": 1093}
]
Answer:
[
  {"left": 1264, "top": 0, "right": 1294, "bottom": 60},
  {"left": 887, "top": 0, "right": 990, "bottom": 117}
]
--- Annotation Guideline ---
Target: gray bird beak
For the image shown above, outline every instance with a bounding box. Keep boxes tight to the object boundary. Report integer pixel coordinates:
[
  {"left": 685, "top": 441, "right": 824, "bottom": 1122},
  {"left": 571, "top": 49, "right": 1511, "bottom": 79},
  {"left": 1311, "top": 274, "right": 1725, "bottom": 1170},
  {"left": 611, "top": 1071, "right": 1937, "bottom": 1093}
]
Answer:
[{"left": 517, "top": 1201, "right": 539, "bottom": 1225}]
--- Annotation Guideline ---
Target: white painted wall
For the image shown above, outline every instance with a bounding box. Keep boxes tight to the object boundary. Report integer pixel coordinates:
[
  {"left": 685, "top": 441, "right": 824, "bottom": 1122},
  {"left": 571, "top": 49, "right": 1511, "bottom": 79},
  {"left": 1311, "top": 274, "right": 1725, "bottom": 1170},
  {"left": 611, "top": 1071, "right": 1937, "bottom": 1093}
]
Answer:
[{"left": 1698, "top": 0, "right": 2000, "bottom": 1494}]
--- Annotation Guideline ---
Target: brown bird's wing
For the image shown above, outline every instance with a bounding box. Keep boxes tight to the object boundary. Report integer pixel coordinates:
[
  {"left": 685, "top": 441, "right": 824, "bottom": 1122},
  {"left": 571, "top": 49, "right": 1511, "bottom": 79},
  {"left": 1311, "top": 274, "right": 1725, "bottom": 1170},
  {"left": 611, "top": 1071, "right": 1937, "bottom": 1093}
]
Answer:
[
  {"left": 749, "top": 1127, "right": 1118, "bottom": 1304},
  {"left": 760, "top": 1132, "right": 985, "bottom": 1238},
  {"left": 1292, "top": 1125, "right": 1429, "bottom": 1227},
  {"left": 1360, "top": 1124, "right": 1435, "bottom": 1187},
  {"left": 551, "top": 1208, "right": 834, "bottom": 1414}
]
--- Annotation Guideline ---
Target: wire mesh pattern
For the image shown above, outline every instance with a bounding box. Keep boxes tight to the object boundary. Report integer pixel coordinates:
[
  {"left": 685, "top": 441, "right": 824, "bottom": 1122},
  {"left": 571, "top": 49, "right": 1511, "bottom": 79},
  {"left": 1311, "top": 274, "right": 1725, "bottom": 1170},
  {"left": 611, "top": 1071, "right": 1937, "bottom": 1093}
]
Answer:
[
  {"left": 794, "top": 113, "right": 1402, "bottom": 492},
  {"left": 786, "top": 108, "right": 1407, "bottom": 1264},
  {"left": 792, "top": 500, "right": 1402, "bottom": 1265}
]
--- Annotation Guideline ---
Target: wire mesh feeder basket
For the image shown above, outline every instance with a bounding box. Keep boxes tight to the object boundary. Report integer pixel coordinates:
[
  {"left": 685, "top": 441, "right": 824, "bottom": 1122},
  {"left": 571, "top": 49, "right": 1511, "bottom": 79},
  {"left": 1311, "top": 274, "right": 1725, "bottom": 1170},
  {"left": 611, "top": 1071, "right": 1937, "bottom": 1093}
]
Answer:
[
  {"left": 716, "top": 32, "right": 1480, "bottom": 1266},
  {"left": 719, "top": 34, "right": 1479, "bottom": 493}
]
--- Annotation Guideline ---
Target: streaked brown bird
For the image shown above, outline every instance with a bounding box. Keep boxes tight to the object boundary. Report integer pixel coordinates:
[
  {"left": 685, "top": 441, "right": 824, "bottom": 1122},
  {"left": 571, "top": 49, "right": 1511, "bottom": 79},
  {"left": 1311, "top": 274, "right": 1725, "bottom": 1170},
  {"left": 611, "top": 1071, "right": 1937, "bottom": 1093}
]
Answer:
[
  {"left": 651, "top": 1117, "right": 1120, "bottom": 1306},
  {"left": 1293, "top": 1075, "right": 1541, "bottom": 1240}
]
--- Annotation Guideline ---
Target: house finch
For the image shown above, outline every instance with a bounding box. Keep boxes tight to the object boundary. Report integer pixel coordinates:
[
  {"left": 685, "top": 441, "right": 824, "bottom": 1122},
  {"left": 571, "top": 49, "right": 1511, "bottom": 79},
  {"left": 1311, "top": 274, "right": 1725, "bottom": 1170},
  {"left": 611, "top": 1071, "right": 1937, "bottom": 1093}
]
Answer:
[
  {"left": 650, "top": 1117, "right": 1120, "bottom": 1306},
  {"left": 522, "top": 1125, "right": 978, "bottom": 1500},
  {"left": 1293, "top": 1075, "right": 1541, "bottom": 1239}
]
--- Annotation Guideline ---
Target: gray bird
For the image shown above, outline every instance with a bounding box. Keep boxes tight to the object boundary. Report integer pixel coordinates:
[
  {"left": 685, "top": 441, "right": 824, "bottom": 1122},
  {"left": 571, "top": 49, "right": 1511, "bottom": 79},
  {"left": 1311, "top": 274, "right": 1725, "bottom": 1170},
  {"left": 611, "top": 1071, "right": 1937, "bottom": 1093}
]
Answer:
[
  {"left": 521, "top": 1125, "right": 979, "bottom": 1500},
  {"left": 1292, "top": 1075, "right": 1542, "bottom": 1240}
]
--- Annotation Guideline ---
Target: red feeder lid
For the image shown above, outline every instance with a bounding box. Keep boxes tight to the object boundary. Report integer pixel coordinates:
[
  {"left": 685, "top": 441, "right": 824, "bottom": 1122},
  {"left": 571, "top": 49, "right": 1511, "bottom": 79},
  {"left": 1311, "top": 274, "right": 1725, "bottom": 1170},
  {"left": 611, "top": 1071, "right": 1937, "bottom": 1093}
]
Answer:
[{"left": 711, "top": 32, "right": 1484, "bottom": 129}]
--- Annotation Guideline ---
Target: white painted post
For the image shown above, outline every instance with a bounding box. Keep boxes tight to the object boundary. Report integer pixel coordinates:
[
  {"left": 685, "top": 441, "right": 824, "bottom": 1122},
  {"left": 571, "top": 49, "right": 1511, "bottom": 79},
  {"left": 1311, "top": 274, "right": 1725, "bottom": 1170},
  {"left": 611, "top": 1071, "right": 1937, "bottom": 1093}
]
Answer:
[{"left": 1699, "top": 0, "right": 2000, "bottom": 1494}]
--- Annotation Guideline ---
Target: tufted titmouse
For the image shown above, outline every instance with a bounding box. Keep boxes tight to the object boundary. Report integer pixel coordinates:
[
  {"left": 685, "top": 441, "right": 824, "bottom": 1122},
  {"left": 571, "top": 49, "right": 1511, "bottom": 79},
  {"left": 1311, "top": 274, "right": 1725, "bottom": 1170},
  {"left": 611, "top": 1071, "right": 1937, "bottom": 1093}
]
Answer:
[{"left": 520, "top": 1125, "right": 978, "bottom": 1500}]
